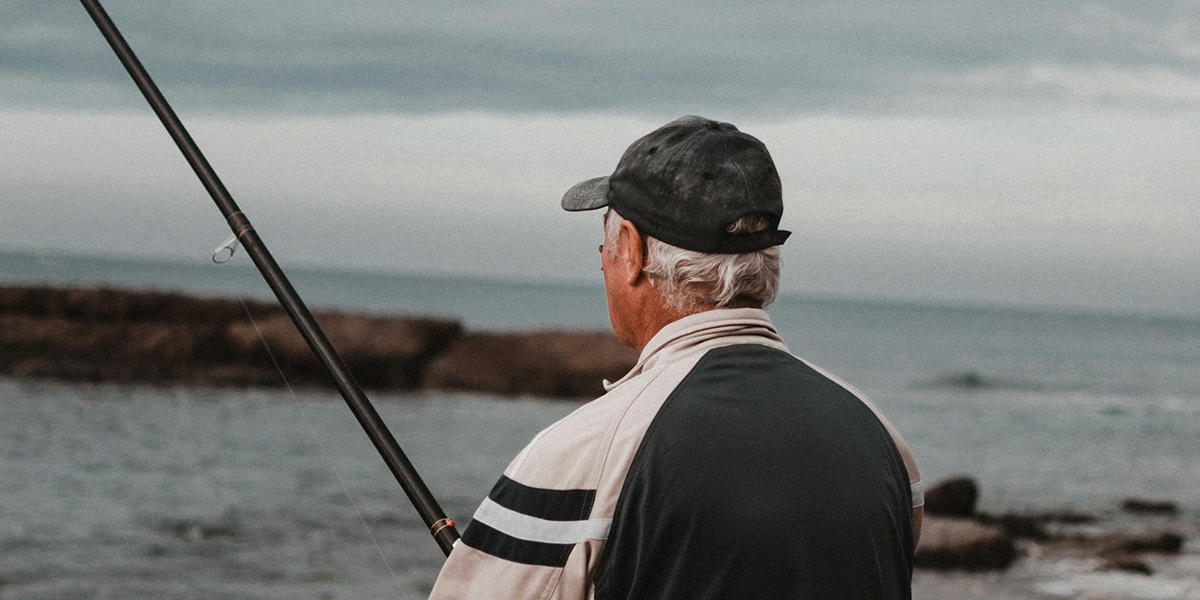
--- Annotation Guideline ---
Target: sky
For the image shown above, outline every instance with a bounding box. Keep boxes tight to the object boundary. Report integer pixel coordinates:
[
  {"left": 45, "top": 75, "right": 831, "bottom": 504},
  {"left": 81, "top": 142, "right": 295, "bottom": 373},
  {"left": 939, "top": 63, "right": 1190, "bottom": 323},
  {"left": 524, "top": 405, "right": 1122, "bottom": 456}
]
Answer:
[{"left": 2, "top": 0, "right": 1198, "bottom": 317}]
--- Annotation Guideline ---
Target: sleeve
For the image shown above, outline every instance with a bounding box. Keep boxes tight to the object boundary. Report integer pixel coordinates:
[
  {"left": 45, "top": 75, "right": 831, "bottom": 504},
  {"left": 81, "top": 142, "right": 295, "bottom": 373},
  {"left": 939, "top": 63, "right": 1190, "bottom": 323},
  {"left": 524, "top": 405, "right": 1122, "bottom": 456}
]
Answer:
[
  {"left": 428, "top": 366, "right": 670, "bottom": 599},
  {"left": 427, "top": 474, "right": 609, "bottom": 600}
]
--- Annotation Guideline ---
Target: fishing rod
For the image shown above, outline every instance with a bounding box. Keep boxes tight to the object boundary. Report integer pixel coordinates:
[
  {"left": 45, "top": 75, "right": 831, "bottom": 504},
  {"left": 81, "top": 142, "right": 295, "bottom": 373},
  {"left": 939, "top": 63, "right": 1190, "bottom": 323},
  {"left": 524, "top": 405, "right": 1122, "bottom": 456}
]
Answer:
[{"left": 79, "top": 0, "right": 460, "bottom": 556}]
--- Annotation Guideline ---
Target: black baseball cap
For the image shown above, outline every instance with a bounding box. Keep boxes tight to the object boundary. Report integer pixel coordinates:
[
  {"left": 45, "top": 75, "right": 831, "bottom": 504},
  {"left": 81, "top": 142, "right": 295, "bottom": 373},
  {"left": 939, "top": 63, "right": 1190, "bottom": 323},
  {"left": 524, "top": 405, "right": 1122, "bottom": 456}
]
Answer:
[{"left": 561, "top": 116, "right": 790, "bottom": 254}]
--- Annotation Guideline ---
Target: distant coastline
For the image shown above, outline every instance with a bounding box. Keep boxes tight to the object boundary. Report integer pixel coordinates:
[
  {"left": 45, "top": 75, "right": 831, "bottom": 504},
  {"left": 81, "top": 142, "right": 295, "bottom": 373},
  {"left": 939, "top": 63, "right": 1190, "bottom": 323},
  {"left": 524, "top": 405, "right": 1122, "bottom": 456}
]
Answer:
[
  {"left": 0, "top": 283, "right": 637, "bottom": 398},
  {"left": 4, "top": 248, "right": 1198, "bottom": 325}
]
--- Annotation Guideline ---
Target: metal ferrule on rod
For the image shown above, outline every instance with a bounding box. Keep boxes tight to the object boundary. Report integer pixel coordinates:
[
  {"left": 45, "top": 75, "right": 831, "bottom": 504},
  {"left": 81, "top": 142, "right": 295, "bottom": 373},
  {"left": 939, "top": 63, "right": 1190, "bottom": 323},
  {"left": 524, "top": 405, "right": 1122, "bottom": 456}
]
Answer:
[{"left": 79, "top": 0, "right": 459, "bottom": 556}]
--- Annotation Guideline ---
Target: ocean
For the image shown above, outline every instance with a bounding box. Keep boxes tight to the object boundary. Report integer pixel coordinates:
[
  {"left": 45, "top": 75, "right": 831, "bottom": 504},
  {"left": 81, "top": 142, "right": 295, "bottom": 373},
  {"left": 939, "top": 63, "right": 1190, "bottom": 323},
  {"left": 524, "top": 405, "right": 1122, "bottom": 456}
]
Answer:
[{"left": 2, "top": 249, "right": 1198, "bottom": 599}]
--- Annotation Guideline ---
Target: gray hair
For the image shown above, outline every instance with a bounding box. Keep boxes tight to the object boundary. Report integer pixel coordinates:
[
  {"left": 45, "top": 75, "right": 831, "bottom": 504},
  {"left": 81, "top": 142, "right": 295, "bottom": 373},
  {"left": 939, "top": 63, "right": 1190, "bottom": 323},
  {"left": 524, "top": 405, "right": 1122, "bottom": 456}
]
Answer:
[{"left": 604, "top": 210, "right": 782, "bottom": 312}]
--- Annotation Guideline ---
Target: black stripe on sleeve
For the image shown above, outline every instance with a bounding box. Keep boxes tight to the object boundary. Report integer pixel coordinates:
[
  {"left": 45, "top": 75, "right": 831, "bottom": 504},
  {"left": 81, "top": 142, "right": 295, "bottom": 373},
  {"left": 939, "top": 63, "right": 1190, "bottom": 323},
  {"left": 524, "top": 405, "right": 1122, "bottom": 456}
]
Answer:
[
  {"left": 461, "top": 521, "right": 576, "bottom": 568},
  {"left": 460, "top": 476, "right": 599, "bottom": 567},
  {"left": 489, "top": 475, "right": 596, "bottom": 521}
]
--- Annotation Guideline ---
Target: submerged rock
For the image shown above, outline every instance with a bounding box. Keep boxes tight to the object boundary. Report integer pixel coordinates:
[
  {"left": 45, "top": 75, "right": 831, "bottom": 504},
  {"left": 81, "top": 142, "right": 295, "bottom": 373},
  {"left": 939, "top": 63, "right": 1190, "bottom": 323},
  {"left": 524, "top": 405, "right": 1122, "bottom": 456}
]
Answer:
[
  {"left": 1042, "top": 529, "right": 1185, "bottom": 576},
  {"left": 1122, "top": 498, "right": 1179, "bottom": 515},
  {"left": 915, "top": 516, "right": 1018, "bottom": 571},
  {"left": 976, "top": 509, "right": 1099, "bottom": 541},
  {"left": 930, "top": 371, "right": 988, "bottom": 389},
  {"left": 1102, "top": 554, "right": 1155, "bottom": 575},
  {"left": 1104, "top": 531, "right": 1185, "bottom": 555},
  {"left": 924, "top": 477, "right": 980, "bottom": 517}
]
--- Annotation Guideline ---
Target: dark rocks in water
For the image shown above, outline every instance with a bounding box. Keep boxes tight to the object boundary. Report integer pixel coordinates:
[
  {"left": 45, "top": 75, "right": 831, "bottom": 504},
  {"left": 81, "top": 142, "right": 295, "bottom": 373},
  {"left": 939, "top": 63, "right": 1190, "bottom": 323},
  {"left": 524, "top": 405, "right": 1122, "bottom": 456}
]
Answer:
[
  {"left": 0, "top": 284, "right": 275, "bottom": 323},
  {"left": 932, "top": 371, "right": 988, "bottom": 389},
  {"left": 222, "top": 310, "right": 462, "bottom": 390},
  {"left": 1101, "top": 554, "right": 1155, "bottom": 575},
  {"left": 913, "top": 476, "right": 1189, "bottom": 574},
  {"left": 978, "top": 512, "right": 1051, "bottom": 541},
  {"left": 924, "top": 476, "right": 979, "bottom": 517},
  {"left": 1105, "top": 531, "right": 1186, "bottom": 555},
  {"left": 977, "top": 510, "right": 1099, "bottom": 541},
  {"left": 0, "top": 284, "right": 636, "bottom": 398},
  {"left": 1044, "top": 530, "right": 1186, "bottom": 576},
  {"left": 423, "top": 330, "right": 638, "bottom": 399},
  {"left": 1, "top": 312, "right": 244, "bottom": 384},
  {"left": 0, "top": 285, "right": 461, "bottom": 391},
  {"left": 915, "top": 516, "right": 1019, "bottom": 571},
  {"left": 1039, "top": 510, "right": 1100, "bottom": 525},
  {"left": 1122, "top": 498, "right": 1179, "bottom": 515},
  {"left": 920, "top": 371, "right": 1053, "bottom": 393},
  {"left": 913, "top": 511, "right": 1188, "bottom": 573}
]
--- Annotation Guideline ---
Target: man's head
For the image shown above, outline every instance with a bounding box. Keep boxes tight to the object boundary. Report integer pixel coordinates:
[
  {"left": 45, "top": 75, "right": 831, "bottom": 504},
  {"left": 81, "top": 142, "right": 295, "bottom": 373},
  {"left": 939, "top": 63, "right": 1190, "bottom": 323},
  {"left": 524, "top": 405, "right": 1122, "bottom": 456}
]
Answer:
[{"left": 562, "top": 116, "right": 790, "bottom": 348}]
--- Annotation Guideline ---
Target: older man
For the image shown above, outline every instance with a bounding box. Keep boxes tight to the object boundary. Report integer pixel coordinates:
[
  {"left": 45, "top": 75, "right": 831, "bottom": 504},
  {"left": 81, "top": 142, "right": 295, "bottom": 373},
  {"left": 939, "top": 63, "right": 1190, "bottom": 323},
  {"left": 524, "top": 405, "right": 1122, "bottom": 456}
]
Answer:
[{"left": 430, "top": 116, "right": 923, "bottom": 599}]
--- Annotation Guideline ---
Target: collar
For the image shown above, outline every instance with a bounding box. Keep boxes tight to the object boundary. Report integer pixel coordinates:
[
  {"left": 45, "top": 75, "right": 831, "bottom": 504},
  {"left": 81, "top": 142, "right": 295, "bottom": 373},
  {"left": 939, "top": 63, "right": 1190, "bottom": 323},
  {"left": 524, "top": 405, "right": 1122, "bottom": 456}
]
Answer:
[{"left": 603, "top": 307, "right": 788, "bottom": 391}]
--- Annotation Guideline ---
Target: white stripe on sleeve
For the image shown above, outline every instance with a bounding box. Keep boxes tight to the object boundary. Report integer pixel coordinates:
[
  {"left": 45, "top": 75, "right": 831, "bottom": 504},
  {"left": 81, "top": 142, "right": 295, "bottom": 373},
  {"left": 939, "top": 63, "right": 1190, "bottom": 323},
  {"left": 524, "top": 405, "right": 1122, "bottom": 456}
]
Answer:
[
  {"left": 472, "top": 498, "right": 612, "bottom": 545},
  {"left": 911, "top": 480, "right": 925, "bottom": 508}
]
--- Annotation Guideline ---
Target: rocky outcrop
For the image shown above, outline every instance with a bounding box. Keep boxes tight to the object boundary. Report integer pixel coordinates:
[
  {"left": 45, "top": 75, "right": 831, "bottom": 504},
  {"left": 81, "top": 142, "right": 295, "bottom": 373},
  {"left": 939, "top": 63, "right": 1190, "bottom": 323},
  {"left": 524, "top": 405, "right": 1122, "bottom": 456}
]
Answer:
[
  {"left": 221, "top": 311, "right": 464, "bottom": 390},
  {"left": 0, "top": 284, "right": 635, "bottom": 398},
  {"left": 423, "top": 330, "right": 638, "bottom": 398}
]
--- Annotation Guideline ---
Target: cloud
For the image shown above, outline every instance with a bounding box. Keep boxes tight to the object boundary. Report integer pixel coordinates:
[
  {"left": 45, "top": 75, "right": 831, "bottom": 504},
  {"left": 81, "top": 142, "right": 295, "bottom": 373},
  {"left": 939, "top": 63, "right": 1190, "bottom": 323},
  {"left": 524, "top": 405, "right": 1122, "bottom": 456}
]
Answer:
[
  {"left": 4, "top": 1, "right": 1199, "bottom": 317},
  {"left": 4, "top": 1, "right": 1199, "bottom": 117},
  {"left": 5, "top": 107, "right": 1198, "bottom": 315}
]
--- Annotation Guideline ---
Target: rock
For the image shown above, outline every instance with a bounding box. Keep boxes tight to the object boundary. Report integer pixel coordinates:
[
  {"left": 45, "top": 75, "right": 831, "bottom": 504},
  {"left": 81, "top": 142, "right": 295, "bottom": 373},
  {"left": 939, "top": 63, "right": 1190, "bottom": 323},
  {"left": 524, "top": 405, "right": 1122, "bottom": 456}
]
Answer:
[
  {"left": 1107, "top": 531, "right": 1185, "bottom": 555},
  {"left": 423, "top": 330, "right": 638, "bottom": 398},
  {"left": 924, "top": 477, "right": 979, "bottom": 517},
  {"left": 1041, "top": 510, "right": 1100, "bottom": 525},
  {"left": 1088, "top": 532, "right": 1184, "bottom": 576},
  {"left": 1046, "top": 530, "right": 1187, "bottom": 564},
  {"left": 978, "top": 512, "right": 1050, "bottom": 541},
  {"left": 1, "top": 284, "right": 639, "bottom": 397},
  {"left": 1101, "top": 554, "right": 1154, "bottom": 575},
  {"left": 1122, "top": 498, "right": 1179, "bottom": 515},
  {"left": 0, "top": 314, "right": 234, "bottom": 384},
  {"left": 914, "top": 516, "right": 1018, "bottom": 571},
  {"left": 0, "top": 284, "right": 274, "bottom": 323},
  {"left": 977, "top": 510, "right": 1099, "bottom": 541},
  {"left": 223, "top": 311, "right": 462, "bottom": 389},
  {"left": 0, "top": 284, "right": 462, "bottom": 391},
  {"left": 930, "top": 371, "right": 987, "bottom": 389}
]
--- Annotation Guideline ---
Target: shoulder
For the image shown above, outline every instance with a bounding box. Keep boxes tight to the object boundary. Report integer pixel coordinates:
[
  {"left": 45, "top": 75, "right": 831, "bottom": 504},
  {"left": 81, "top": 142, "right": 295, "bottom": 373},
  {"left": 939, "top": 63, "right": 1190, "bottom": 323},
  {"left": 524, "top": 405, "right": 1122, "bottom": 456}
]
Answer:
[
  {"left": 504, "top": 351, "right": 709, "bottom": 491},
  {"left": 795, "top": 355, "right": 923, "bottom": 489}
]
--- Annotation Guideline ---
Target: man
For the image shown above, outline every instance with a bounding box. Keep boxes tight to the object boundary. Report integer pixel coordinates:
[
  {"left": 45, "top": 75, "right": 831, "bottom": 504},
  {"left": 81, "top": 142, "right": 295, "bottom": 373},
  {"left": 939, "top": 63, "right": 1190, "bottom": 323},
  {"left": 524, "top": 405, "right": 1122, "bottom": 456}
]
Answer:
[{"left": 430, "top": 116, "right": 923, "bottom": 599}]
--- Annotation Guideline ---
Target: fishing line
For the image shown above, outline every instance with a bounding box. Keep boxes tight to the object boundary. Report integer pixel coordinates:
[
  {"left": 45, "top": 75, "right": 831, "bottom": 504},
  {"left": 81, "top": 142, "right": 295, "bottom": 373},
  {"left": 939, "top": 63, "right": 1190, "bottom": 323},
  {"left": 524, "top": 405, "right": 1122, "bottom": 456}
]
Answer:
[{"left": 231, "top": 288, "right": 407, "bottom": 592}]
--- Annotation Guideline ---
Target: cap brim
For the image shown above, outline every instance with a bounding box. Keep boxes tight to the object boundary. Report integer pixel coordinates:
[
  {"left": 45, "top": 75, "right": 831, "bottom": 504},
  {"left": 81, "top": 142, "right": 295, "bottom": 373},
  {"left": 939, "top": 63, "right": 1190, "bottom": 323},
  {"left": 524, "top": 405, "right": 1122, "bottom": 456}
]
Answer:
[{"left": 561, "top": 176, "right": 610, "bottom": 211}]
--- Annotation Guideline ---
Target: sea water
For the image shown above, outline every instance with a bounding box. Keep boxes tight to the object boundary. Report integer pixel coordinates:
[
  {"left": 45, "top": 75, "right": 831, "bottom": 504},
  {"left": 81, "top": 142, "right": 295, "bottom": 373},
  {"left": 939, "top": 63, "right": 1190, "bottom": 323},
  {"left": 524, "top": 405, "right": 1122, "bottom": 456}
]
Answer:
[{"left": 2, "top": 250, "right": 1199, "bottom": 599}]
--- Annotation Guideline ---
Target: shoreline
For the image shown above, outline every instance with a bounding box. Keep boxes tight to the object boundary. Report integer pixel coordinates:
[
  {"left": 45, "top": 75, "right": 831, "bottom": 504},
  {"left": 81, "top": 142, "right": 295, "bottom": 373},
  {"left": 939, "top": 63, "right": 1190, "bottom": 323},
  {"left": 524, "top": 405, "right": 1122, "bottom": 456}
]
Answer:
[{"left": 0, "top": 284, "right": 637, "bottom": 399}]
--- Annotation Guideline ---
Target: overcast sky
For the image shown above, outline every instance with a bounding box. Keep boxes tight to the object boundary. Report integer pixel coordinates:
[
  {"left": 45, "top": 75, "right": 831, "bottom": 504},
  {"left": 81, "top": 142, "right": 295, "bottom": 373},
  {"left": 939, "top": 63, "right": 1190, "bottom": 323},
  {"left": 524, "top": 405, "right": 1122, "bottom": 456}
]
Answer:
[{"left": 3, "top": 1, "right": 1198, "bottom": 317}]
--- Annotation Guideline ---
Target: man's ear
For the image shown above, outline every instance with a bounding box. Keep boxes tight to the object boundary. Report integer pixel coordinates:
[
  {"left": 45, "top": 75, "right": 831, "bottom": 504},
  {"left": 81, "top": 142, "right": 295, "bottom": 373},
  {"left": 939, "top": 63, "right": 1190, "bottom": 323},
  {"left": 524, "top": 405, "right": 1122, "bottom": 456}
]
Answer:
[{"left": 616, "top": 217, "right": 645, "bottom": 286}]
